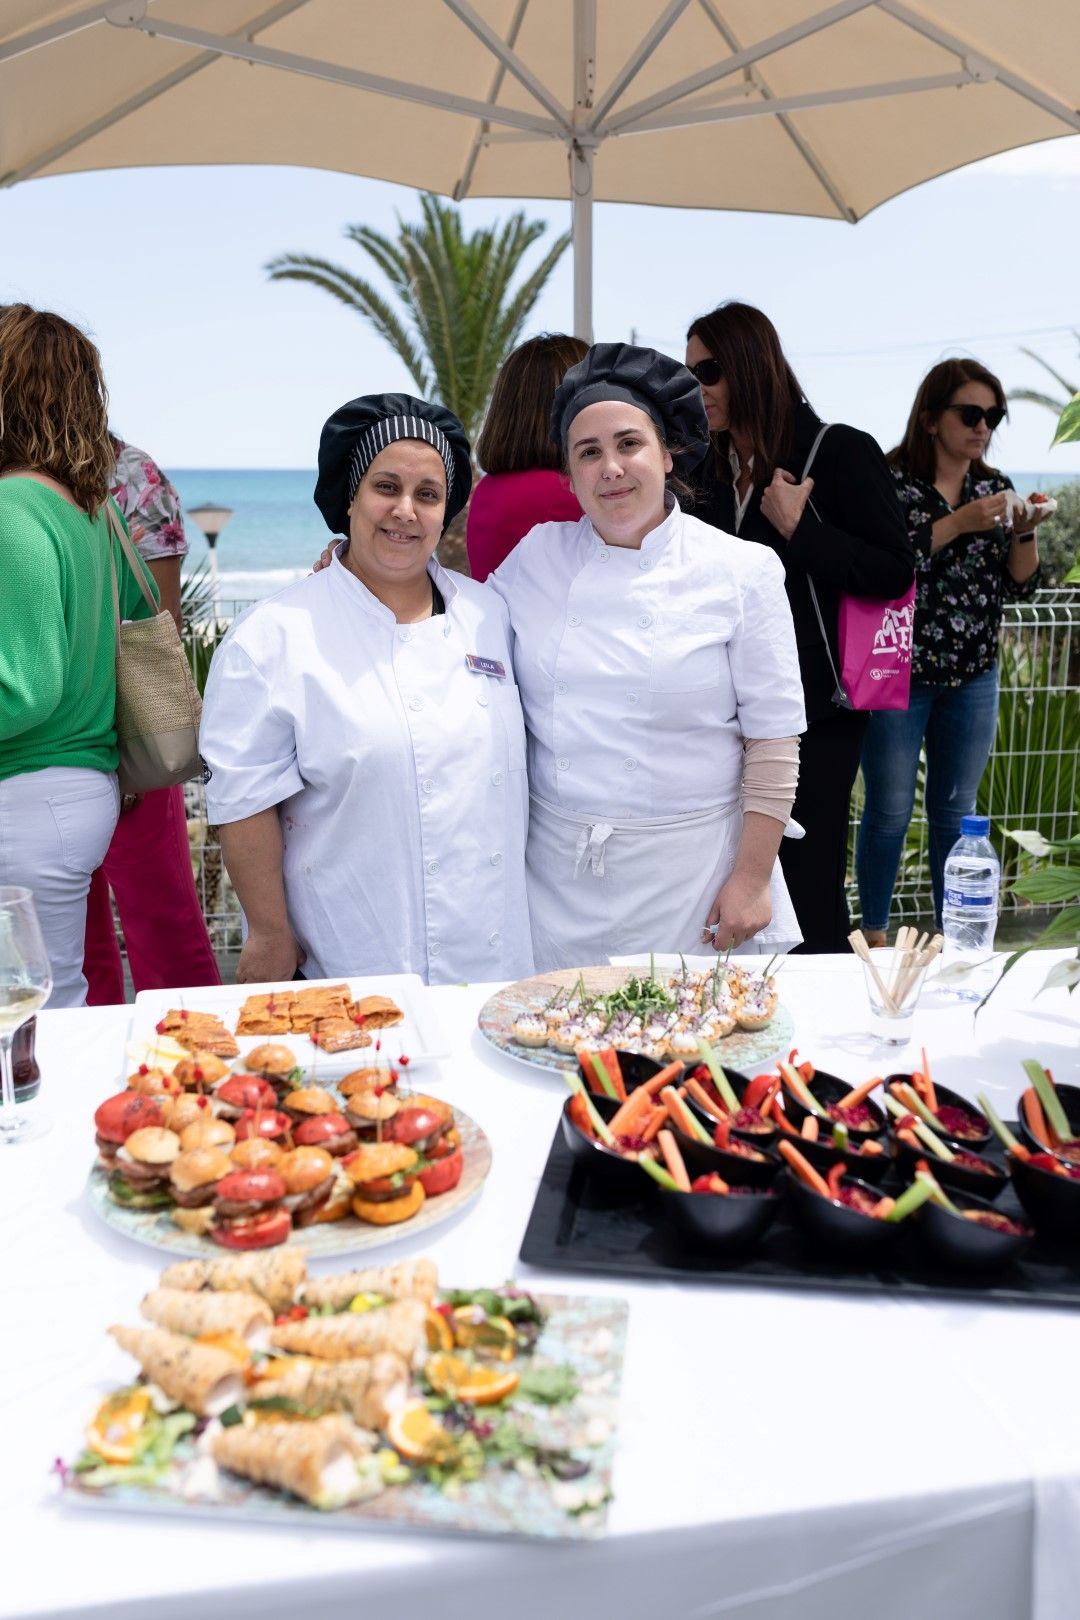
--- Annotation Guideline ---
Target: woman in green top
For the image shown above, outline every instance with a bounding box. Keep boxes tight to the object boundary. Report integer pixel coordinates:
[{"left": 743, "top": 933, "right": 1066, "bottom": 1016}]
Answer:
[{"left": 0, "top": 304, "right": 157, "bottom": 1007}]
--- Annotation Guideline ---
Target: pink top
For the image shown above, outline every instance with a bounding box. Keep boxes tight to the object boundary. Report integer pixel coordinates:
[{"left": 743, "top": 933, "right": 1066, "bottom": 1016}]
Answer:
[{"left": 465, "top": 469, "right": 582, "bottom": 581}]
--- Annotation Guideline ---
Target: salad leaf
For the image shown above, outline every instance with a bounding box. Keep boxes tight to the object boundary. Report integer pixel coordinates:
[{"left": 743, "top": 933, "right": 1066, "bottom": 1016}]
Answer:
[{"left": 516, "top": 1364, "right": 579, "bottom": 1406}]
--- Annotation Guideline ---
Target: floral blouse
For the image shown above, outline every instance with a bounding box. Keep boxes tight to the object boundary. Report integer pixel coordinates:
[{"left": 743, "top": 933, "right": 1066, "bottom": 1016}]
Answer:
[
  {"left": 109, "top": 438, "right": 187, "bottom": 562},
  {"left": 890, "top": 465, "right": 1039, "bottom": 686}
]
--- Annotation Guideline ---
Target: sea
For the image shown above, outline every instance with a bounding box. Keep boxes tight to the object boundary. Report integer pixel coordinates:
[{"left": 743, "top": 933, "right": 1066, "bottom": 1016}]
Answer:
[{"left": 170, "top": 466, "right": 1079, "bottom": 609}]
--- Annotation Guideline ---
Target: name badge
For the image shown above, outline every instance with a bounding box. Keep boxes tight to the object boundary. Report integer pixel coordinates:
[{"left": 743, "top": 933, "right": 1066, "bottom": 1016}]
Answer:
[{"left": 465, "top": 654, "right": 507, "bottom": 679}]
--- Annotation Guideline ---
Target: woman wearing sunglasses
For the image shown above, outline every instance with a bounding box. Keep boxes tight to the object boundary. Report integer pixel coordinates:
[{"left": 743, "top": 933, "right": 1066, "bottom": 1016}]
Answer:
[
  {"left": 686, "top": 302, "right": 913, "bottom": 953},
  {"left": 856, "top": 358, "right": 1045, "bottom": 940}
]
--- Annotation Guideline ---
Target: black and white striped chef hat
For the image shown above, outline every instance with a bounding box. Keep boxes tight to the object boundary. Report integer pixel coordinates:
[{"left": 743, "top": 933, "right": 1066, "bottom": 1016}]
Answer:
[{"left": 315, "top": 394, "right": 472, "bottom": 534}]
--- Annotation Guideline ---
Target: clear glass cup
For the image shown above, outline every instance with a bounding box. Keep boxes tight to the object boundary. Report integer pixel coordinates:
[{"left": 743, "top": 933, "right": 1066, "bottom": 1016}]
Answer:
[
  {"left": 0, "top": 886, "right": 53, "bottom": 1145},
  {"left": 860, "top": 946, "right": 930, "bottom": 1046}
]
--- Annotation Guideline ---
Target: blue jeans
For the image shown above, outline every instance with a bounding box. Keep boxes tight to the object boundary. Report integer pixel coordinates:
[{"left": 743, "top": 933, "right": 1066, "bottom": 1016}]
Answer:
[{"left": 856, "top": 666, "right": 999, "bottom": 930}]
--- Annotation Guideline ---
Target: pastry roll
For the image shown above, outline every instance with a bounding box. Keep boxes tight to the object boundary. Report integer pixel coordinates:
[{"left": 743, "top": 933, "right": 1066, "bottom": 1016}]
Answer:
[
  {"left": 350, "top": 995, "right": 404, "bottom": 1029},
  {"left": 211, "top": 1414, "right": 380, "bottom": 1509},
  {"left": 108, "top": 1324, "right": 244, "bottom": 1416},
  {"left": 270, "top": 1298, "right": 426, "bottom": 1364},
  {"left": 257, "top": 1351, "right": 408, "bottom": 1430},
  {"left": 158, "top": 1249, "right": 307, "bottom": 1313},
  {"left": 140, "top": 1286, "right": 272, "bottom": 1341},
  {"left": 301, "top": 1259, "right": 438, "bottom": 1311}
]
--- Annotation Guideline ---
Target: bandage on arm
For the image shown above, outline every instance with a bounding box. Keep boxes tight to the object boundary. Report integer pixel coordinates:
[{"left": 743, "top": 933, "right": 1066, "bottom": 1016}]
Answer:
[{"left": 741, "top": 735, "right": 800, "bottom": 824}]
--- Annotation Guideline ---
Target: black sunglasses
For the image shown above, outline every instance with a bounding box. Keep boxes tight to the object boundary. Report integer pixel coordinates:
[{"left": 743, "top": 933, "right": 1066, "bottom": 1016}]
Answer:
[
  {"left": 689, "top": 357, "right": 723, "bottom": 386},
  {"left": 945, "top": 403, "right": 1006, "bottom": 431}
]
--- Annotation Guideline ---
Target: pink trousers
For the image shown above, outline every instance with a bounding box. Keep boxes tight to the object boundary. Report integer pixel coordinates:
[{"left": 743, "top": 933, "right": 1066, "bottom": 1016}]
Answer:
[{"left": 83, "top": 784, "right": 221, "bottom": 1004}]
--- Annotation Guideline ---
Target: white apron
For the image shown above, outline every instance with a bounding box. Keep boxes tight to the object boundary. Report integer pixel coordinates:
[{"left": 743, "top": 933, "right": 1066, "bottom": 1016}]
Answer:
[{"left": 527, "top": 792, "right": 802, "bottom": 972}]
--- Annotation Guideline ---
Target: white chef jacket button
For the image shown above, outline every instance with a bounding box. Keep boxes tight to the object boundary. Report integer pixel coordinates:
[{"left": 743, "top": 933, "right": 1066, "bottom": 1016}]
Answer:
[
  {"left": 490, "top": 851, "right": 503, "bottom": 865},
  {"left": 409, "top": 697, "right": 423, "bottom": 711},
  {"left": 488, "top": 930, "right": 501, "bottom": 946},
  {"left": 429, "top": 941, "right": 441, "bottom": 957},
  {"left": 442, "top": 624, "right": 451, "bottom": 637},
  {"left": 556, "top": 757, "right": 570, "bottom": 771},
  {"left": 398, "top": 628, "right": 412, "bottom": 642},
  {"left": 623, "top": 757, "right": 638, "bottom": 771},
  {"left": 568, "top": 614, "right": 581, "bottom": 627},
  {"left": 422, "top": 778, "right": 435, "bottom": 793},
  {"left": 426, "top": 859, "right": 440, "bottom": 875},
  {"left": 555, "top": 682, "right": 568, "bottom": 695},
  {"left": 476, "top": 690, "right": 489, "bottom": 706},
  {"left": 639, "top": 557, "right": 652, "bottom": 570},
  {"left": 626, "top": 691, "right": 639, "bottom": 705},
  {"left": 597, "top": 550, "right": 609, "bottom": 563},
  {"left": 491, "top": 770, "right": 503, "bottom": 786},
  {"left": 637, "top": 613, "right": 652, "bottom": 628}
]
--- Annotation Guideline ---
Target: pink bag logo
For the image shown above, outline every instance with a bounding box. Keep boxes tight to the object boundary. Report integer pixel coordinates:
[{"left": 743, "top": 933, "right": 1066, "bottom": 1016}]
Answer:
[{"left": 870, "top": 601, "right": 914, "bottom": 664}]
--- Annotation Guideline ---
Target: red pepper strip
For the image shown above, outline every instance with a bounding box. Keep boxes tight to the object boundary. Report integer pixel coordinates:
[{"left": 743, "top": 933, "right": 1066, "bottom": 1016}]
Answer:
[
  {"left": 826, "top": 1162, "right": 846, "bottom": 1200},
  {"left": 742, "top": 1073, "right": 776, "bottom": 1111},
  {"left": 713, "top": 1116, "right": 731, "bottom": 1150},
  {"left": 1029, "top": 1151, "right": 1068, "bottom": 1177},
  {"left": 799, "top": 1062, "right": 816, "bottom": 1082},
  {"left": 772, "top": 1102, "right": 801, "bottom": 1135}
]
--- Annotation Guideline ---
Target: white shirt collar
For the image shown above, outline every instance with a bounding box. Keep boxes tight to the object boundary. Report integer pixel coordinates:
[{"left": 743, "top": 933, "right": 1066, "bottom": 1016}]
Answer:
[
  {"left": 588, "top": 493, "right": 682, "bottom": 559},
  {"left": 330, "top": 541, "right": 458, "bottom": 620}
]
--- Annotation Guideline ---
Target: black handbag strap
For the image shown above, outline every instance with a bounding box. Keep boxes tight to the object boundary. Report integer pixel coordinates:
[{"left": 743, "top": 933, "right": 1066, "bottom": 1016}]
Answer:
[{"left": 798, "top": 424, "right": 853, "bottom": 711}]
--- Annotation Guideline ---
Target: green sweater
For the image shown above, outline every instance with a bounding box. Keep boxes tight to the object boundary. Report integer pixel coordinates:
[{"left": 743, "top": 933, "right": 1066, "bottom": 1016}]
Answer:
[{"left": 0, "top": 478, "right": 159, "bottom": 782}]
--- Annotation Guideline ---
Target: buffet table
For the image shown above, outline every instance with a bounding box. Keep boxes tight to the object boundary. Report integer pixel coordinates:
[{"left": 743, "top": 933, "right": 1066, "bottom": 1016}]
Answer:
[{"left": 4, "top": 952, "right": 1079, "bottom": 1620}]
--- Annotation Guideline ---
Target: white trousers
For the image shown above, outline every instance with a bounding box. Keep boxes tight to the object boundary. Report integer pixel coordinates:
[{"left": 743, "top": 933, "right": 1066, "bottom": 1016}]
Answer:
[
  {"left": 0, "top": 767, "right": 120, "bottom": 1008},
  {"left": 527, "top": 794, "right": 802, "bottom": 973}
]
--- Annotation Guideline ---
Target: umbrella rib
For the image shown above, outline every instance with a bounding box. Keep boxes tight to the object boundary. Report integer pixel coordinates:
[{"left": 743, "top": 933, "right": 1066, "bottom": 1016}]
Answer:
[
  {"left": 879, "top": 0, "right": 1080, "bottom": 133},
  {"left": 697, "top": 0, "right": 857, "bottom": 223},
  {"left": 617, "top": 71, "right": 974, "bottom": 136},
  {"left": 453, "top": 0, "right": 530, "bottom": 202},
  {"left": 0, "top": 0, "right": 314, "bottom": 190},
  {"left": 0, "top": 2, "right": 117, "bottom": 64},
  {"left": 440, "top": 0, "right": 569, "bottom": 128},
  {"left": 587, "top": 0, "right": 694, "bottom": 130}
]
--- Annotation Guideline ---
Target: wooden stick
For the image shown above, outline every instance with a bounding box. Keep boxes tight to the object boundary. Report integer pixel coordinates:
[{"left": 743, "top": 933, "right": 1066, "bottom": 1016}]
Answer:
[
  {"left": 848, "top": 930, "right": 899, "bottom": 1013},
  {"left": 894, "top": 935, "right": 943, "bottom": 1008}
]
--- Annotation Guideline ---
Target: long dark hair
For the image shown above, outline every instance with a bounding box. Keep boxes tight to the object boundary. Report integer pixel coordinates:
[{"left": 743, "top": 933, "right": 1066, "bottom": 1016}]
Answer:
[
  {"left": 889, "top": 358, "right": 1006, "bottom": 484},
  {"left": 685, "top": 302, "right": 805, "bottom": 486},
  {"left": 476, "top": 332, "right": 589, "bottom": 475}
]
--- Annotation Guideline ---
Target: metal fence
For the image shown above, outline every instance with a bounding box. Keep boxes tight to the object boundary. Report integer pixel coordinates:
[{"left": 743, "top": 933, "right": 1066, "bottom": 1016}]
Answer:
[{"left": 184, "top": 590, "right": 1080, "bottom": 951}]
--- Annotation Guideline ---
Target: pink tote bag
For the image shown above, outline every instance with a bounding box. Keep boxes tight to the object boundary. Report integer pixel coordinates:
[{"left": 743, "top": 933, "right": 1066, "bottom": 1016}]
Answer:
[{"left": 802, "top": 425, "right": 915, "bottom": 713}]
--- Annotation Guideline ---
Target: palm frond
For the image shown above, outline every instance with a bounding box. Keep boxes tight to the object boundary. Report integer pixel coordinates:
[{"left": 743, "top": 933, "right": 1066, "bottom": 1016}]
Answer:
[
  {"left": 1006, "top": 387, "right": 1072, "bottom": 414},
  {"left": 1018, "top": 346, "right": 1078, "bottom": 399}
]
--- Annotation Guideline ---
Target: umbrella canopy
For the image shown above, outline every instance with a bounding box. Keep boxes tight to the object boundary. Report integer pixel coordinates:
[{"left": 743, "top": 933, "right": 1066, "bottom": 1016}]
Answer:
[{"left": 2, "top": 1, "right": 1078, "bottom": 336}]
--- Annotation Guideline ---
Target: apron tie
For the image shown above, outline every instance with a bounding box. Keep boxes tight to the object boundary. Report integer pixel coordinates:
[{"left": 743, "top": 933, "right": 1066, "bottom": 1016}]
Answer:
[{"left": 574, "top": 820, "right": 615, "bottom": 878}]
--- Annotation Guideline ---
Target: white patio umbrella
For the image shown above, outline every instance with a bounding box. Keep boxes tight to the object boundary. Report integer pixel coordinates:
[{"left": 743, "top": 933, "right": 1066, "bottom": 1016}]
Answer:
[{"left": 2, "top": 0, "right": 1078, "bottom": 337}]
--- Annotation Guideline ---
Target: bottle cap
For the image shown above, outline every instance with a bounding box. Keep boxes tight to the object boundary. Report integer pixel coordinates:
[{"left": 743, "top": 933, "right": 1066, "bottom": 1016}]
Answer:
[{"left": 960, "top": 815, "right": 990, "bottom": 837}]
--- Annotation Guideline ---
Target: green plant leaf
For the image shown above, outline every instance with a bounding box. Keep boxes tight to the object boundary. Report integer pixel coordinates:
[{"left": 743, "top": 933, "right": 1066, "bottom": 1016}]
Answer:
[
  {"left": 1011, "top": 866, "right": 1080, "bottom": 905},
  {"left": 1051, "top": 391, "right": 1080, "bottom": 447},
  {"left": 1035, "top": 906, "right": 1080, "bottom": 945}
]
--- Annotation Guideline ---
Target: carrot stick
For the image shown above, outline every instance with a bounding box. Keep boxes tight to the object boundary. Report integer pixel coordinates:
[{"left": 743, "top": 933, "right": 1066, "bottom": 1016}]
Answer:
[
  {"left": 568, "top": 1093, "right": 594, "bottom": 1138},
  {"left": 595, "top": 1047, "right": 627, "bottom": 1103},
  {"left": 778, "top": 1139, "right": 832, "bottom": 1197},
  {"left": 713, "top": 1116, "right": 731, "bottom": 1150},
  {"left": 684, "top": 1076, "right": 725, "bottom": 1120},
  {"left": 871, "top": 1196, "right": 897, "bottom": 1219},
  {"left": 860, "top": 1139, "right": 884, "bottom": 1156},
  {"left": 607, "top": 1085, "right": 653, "bottom": 1139},
  {"left": 772, "top": 1101, "right": 801, "bottom": 1135},
  {"left": 660, "top": 1085, "right": 700, "bottom": 1139},
  {"left": 640, "top": 1062, "right": 687, "bottom": 1098},
  {"left": 837, "top": 1075, "right": 883, "bottom": 1110},
  {"left": 801, "top": 1115, "right": 820, "bottom": 1142},
  {"left": 640, "top": 1106, "right": 668, "bottom": 1143},
  {"left": 578, "top": 1048, "right": 618, "bottom": 1101},
  {"left": 1021, "top": 1085, "right": 1052, "bottom": 1150},
  {"left": 657, "top": 1129, "right": 691, "bottom": 1192},
  {"left": 919, "top": 1048, "right": 938, "bottom": 1112}
]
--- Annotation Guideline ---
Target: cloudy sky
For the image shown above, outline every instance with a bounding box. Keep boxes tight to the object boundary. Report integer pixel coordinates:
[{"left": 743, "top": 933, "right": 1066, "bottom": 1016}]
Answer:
[{"left": 1, "top": 132, "right": 1078, "bottom": 476}]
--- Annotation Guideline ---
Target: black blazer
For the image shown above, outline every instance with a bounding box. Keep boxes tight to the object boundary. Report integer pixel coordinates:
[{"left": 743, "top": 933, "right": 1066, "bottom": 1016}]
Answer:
[{"left": 692, "top": 403, "right": 914, "bottom": 724}]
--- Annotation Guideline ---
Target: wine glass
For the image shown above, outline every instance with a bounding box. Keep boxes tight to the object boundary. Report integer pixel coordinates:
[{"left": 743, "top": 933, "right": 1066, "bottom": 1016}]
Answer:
[{"left": 0, "top": 887, "right": 53, "bottom": 1144}]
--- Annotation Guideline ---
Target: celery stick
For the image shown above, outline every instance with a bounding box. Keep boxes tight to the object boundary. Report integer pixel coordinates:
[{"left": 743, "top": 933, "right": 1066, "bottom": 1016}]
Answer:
[
  {"left": 1024, "top": 1060, "right": 1077, "bottom": 1144},
  {"left": 883, "top": 1094, "right": 955, "bottom": 1161},
  {"left": 915, "top": 1168, "right": 961, "bottom": 1215},
  {"left": 588, "top": 1050, "right": 620, "bottom": 1102},
  {"left": 683, "top": 1104, "right": 712, "bottom": 1145},
  {"left": 778, "top": 1061, "right": 827, "bottom": 1118},
  {"left": 640, "top": 1155, "right": 681, "bottom": 1192},
  {"left": 977, "top": 1093, "right": 1023, "bottom": 1156},
  {"left": 884, "top": 1179, "right": 934, "bottom": 1222},
  {"left": 891, "top": 1081, "right": 944, "bottom": 1134},
  {"left": 564, "top": 1073, "right": 616, "bottom": 1147},
  {"left": 831, "top": 1120, "right": 850, "bottom": 1152},
  {"left": 696, "top": 1040, "right": 742, "bottom": 1114}
]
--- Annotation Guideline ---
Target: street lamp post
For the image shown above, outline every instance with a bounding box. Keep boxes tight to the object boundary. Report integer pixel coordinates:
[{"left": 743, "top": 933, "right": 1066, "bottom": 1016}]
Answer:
[{"left": 187, "top": 502, "right": 234, "bottom": 624}]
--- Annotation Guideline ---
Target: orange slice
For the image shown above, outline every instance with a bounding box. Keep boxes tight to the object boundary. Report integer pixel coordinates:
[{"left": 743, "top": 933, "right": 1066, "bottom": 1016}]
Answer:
[
  {"left": 385, "top": 1399, "right": 448, "bottom": 1462},
  {"left": 85, "top": 1387, "right": 154, "bottom": 1464},
  {"left": 424, "top": 1353, "right": 520, "bottom": 1405},
  {"left": 425, "top": 1308, "right": 454, "bottom": 1352}
]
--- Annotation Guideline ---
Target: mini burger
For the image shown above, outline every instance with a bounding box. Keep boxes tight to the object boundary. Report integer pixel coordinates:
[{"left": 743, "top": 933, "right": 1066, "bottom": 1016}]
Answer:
[
  {"left": 343, "top": 1141, "right": 425, "bottom": 1226},
  {"left": 292, "top": 1113, "right": 357, "bottom": 1158},
  {"left": 164, "top": 1092, "right": 218, "bottom": 1135},
  {"left": 214, "top": 1074, "right": 278, "bottom": 1120},
  {"left": 281, "top": 1086, "right": 338, "bottom": 1125},
  {"left": 233, "top": 1107, "right": 292, "bottom": 1144},
  {"left": 108, "top": 1125, "right": 182, "bottom": 1210},
  {"left": 210, "top": 1167, "right": 292, "bottom": 1250},
  {"left": 126, "top": 1064, "right": 181, "bottom": 1098},
  {"left": 242, "top": 1044, "right": 303, "bottom": 1090},
  {"left": 337, "top": 1067, "right": 389, "bottom": 1099},
  {"left": 169, "top": 1147, "right": 234, "bottom": 1235},
  {"left": 179, "top": 1115, "right": 237, "bottom": 1152},
  {"left": 94, "top": 1091, "right": 167, "bottom": 1169},
  {"left": 384, "top": 1095, "right": 454, "bottom": 1155},
  {"left": 277, "top": 1146, "right": 349, "bottom": 1227},
  {"left": 173, "top": 1051, "right": 230, "bottom": 1090},
  {"left": 229, "top": 1137, "right": 285, "bottom": 1171},
  {"left": 342, "top": 1085, "right": 400, "bottom": 1141}
]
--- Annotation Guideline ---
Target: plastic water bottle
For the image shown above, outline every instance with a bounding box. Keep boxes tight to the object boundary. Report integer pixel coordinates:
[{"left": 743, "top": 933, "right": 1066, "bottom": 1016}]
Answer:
[{"left": 941, "top": 815, "right": 1000, "bottom": 1000}]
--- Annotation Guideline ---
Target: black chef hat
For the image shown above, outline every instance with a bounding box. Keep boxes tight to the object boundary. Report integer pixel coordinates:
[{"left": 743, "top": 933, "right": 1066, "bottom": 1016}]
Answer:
[
  {"left": 314, "top": 393, "right": 473, "bottom": 535},
  {"left": 551, "top": 342, "right": 711, "bottom": 472}
]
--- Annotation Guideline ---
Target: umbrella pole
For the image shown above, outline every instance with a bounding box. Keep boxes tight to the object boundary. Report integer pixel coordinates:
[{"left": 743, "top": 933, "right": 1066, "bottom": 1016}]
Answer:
[{"left": 570, "top": 137, "right": 594, "bottom": 343}]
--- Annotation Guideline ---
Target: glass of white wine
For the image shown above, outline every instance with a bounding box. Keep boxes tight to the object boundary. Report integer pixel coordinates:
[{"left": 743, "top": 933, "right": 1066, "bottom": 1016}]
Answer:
[{"left": 0, "top": 887, "right": 53, "bottom": 1144}]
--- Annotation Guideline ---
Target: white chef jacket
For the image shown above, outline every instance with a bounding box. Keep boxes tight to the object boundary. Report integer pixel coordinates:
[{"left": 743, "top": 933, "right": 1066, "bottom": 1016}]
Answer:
[
  {"left": 488, "top": 501, "right": 806, "bottom": 818},
  {"left": 200, "top": 549, "right": 532, "bottom": 986}
]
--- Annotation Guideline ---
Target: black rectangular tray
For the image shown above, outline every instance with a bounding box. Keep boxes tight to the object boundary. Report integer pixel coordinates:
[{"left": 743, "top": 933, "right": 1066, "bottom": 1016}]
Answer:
[{"left": 518, "top": 1121, "right": 1080, "bottom": 1310}]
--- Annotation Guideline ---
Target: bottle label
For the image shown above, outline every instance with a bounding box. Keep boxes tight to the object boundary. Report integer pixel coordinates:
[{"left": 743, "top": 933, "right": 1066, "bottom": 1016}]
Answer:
[{"left": 943, "top": 888, "right": 995, "bottom": 908}]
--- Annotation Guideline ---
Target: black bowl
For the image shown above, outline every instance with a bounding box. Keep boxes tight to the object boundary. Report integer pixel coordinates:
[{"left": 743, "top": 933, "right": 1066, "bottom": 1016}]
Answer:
[
  {"left": 575, "top": 1049, "right": 684, "bottom": 1099},
  {"left": 681, "top": 1063, "right": 778, "bottom": 1149},
  {"left": 1016, "top": 1082, "right": 1080, "bottom": 1165},
  {"left": 782, "top": 1169, "right": 895, "bottom": 1259},
  {"left": 661, "top": 1177, "right": 781, "bottom": 1254},
  {"left": 1010, "top": 1152, "right": 1080, "bottom": 1240},
  {"left": 885, "top": 1073, "right": 991, "bottom": 1150},
  {"left": 891, "top": 1133, "right": 1007, "bottom": 1200},
  {"left": 669, "top": 1126, "right": 780, "bottom": 1191},
  {"left": 784, "top": 1128, "right": 892, "bottom": 1187},
  {"left": 780, "top": 1069, "right": 887, "bottom": 1140},
  {"left": 560, "top": 1094, "right": 645, "bottom": 1189},
  {"left": 912, "top": 1188, "right": 1032, "bottom": 1273}
]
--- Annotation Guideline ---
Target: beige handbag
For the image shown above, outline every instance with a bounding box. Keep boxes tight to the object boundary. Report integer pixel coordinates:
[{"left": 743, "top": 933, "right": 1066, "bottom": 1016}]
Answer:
[{"left": 104, "top": 499, "right": 203, "bottom": 795}]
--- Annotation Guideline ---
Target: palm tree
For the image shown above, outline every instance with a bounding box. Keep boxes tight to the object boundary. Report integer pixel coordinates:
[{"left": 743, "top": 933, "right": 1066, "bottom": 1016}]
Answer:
[
  {"left": 1007, "top": 334, "right": 1079, "bottom": 416},
  {"left": 266, "top": 194, "right": 570, "bottom": 444}
]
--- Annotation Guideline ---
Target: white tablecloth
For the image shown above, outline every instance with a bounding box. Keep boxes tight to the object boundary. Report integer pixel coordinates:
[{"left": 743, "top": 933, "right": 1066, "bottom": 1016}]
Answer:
[{"left": 3, "top": 953, "right": 1079, "bottom": 1620}]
